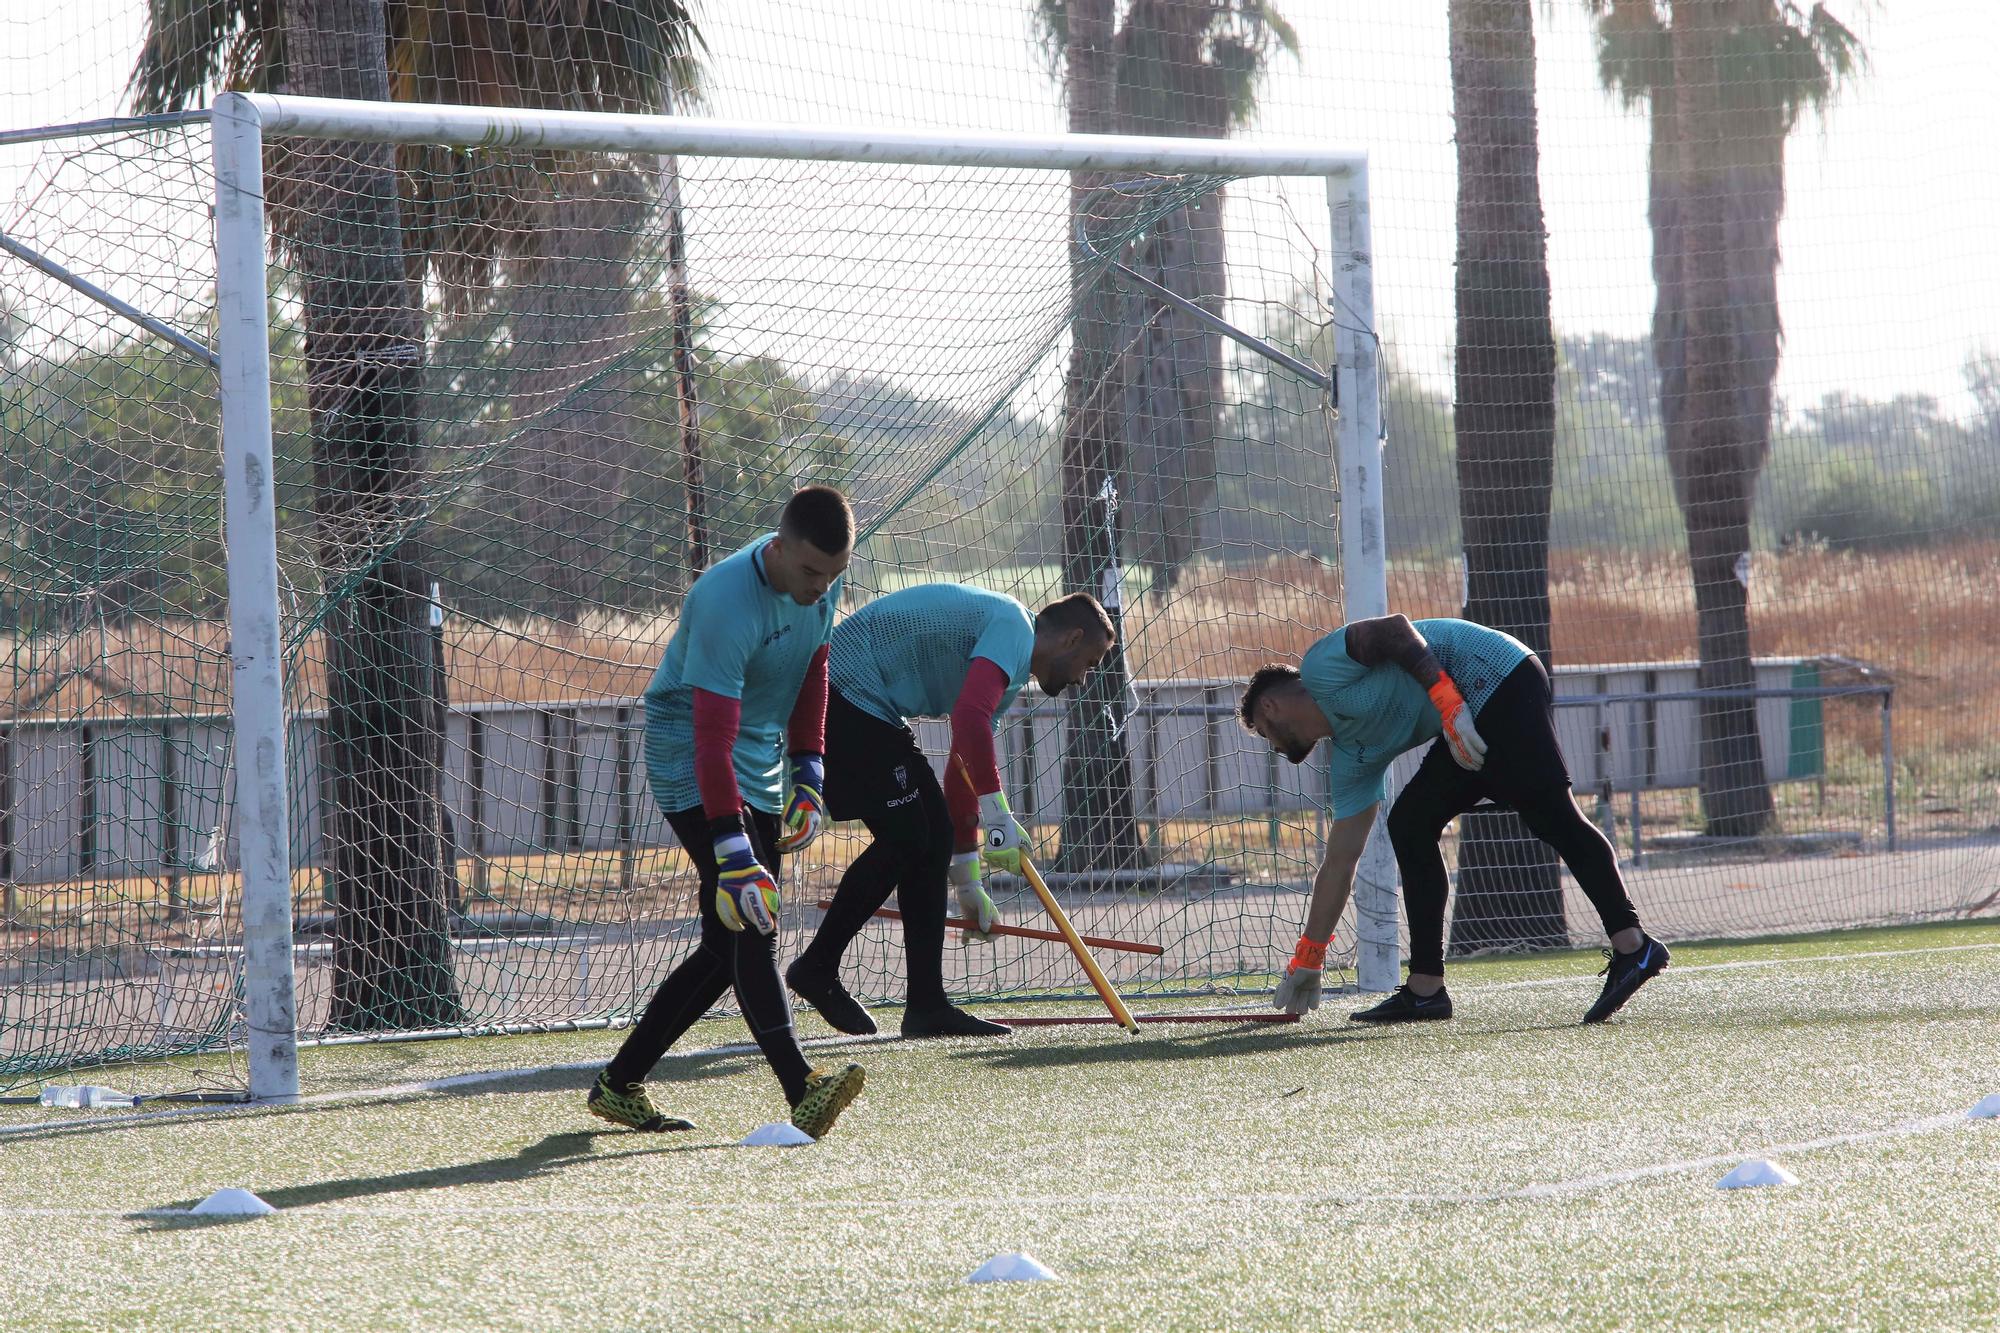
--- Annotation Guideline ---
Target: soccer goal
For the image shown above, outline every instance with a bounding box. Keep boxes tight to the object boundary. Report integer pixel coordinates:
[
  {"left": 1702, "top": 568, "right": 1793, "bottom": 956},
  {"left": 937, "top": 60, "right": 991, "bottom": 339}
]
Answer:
[{"left": 2, "top": 96, "right": 1386, "bottom": 1102}]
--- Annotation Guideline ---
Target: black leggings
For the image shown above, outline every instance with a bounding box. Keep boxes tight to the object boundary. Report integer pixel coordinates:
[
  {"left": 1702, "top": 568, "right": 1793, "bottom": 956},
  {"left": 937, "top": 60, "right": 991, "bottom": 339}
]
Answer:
[
  {"left": 798, "top": 687, "right": 956, "bottom": 1008},
  {"left": 603, "top": 806, "right": 811, "bottom": 1104},
  {"left": 1387, "top": 654, "right": 1642, "bottom": 976}
]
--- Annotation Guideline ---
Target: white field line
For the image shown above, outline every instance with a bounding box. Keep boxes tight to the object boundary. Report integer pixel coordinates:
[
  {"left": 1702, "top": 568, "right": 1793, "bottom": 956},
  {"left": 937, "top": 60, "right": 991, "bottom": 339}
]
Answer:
[
  {"left": 1451, "top": 938, "right": 2000, "bottom": 994},
  {"left": 3, "top": 936, "right": 1993, "bottom": 1146},
  {"left": 0, "top": 1032, "right": 896, "bottom": 1142},
  {"left": 60, "top": 1105, "right": 1983, "bottom": 1221}
]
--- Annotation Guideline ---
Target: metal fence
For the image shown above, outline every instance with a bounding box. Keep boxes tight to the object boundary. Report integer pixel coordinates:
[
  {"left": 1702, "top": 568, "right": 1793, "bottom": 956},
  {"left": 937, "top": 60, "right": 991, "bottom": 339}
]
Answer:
[{"left": 0, "top": 657, "right": 1891, "bottom": 894}]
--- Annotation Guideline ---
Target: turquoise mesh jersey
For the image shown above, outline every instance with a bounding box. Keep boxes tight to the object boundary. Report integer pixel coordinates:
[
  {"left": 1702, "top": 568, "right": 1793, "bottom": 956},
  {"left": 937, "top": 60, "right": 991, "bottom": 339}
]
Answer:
[
  {"left": 1300, "top": 618, "right": 1533, "bottom": 817},
  {"left": 644, "top": 534, "right": 840, "bottom": 815},
  {"left": 829, "top": 583, "right": 1036, "bottom": 725}
]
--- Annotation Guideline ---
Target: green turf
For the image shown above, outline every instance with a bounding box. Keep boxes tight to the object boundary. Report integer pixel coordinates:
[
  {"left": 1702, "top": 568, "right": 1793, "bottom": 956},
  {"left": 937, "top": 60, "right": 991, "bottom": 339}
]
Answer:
[{"left": 5, "top": 922, "right": 1998, "bottom": 1330}]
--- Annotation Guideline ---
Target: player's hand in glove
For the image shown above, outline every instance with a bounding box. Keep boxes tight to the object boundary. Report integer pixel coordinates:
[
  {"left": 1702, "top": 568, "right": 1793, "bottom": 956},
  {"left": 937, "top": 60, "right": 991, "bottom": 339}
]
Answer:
[
  {"left": 1427, "top": 674, "right": 1488, "bottom": 772},
  {"left": 776, "top": 752, "right": 826, "bottom": 854},
  {"left": 1273, "top": 934, "right": 1330, "bottom": 1015},
  {"left": 713, "top": 832, "right": 780, "bottom": 935},
  {"left": 950, "top": 851, "right": 999, "bottom": 943},
  {"left": 978, "top": 791, "right": 1030, "bottom": 875}
]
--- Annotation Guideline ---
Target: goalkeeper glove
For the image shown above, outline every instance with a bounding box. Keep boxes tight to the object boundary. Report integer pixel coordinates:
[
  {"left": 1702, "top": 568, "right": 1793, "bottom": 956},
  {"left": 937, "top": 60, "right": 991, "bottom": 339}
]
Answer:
[
  {"left": 950, "top": 851, "right": 999, "bottom": 943},
  {"left": 977, "top": 790, "right": 1031, "bottom": 874},
  {"left": 1427, "top": 674, "right": 1489, "bottom": 772},
  {"left": 1273, "top": 934, "right": 1330, "bottom": 1016},
  {"left": 713, "top": 831, "right": 780, "bottom": 935},
  {"left": 776, "top": 752, "right": 827, "bottom": 854}
]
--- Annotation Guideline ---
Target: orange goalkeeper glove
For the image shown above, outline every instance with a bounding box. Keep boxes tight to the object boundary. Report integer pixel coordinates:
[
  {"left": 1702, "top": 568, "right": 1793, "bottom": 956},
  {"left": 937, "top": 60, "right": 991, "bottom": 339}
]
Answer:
[
  {"left": 1273, "top": 934, "right": 1331, "bottom": 1015},
  {"left": 1427, "top": 674, "right": 1488, "bottom": 771}
]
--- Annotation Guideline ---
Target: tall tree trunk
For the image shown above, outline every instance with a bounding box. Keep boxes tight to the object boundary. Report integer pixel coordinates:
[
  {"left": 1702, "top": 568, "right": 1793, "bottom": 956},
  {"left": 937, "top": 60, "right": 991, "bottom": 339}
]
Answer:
[
  {"left": 664, "top": 151, "right": 708, "bottom": 578},
  {"left": 1447, "top": 0, "right": 1565, "bottom": 954},
  {"left": 1663, "top": 1, "right": 1775, "bottom": 838},
  {"left": 1057, "top": 0, "right": 1145, "bottom": 876},
  {"left": 507, "top": 169, "right": 648, "bottom": 624},
  {"left": 1116, "top": 0, "right": 1224, "bottom": 598},
  {"left": 288, "top": 0, "right": 463, "bottom": 1031}
]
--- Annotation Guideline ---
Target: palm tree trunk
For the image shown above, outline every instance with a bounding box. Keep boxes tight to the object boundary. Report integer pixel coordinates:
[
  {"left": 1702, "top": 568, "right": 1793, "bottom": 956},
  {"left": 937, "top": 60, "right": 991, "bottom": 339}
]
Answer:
[
  {"left": 663, "top": 151, "right": 708, "bottom": 578},
  {"left": 1664, "top": 1, "right": 1775, "bottom": 838},
  {"left": 1057, "top": 0, "right": 1145, "bottom": 875},
  {"left": 1116, "top": 0, "right": 1224, "bottom": 598},
  {"left": 288, "top": 0, "right": 462, "bottom": 1031},
  {"left": 507, "top": 170, "right": 647, "bottom": 624},
  {"left": 1447, "top": 0, "right": 1566, "bottom": 953}
]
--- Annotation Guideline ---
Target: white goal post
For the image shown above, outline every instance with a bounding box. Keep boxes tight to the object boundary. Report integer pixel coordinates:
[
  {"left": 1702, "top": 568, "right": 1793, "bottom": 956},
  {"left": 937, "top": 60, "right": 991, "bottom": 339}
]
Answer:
[{"left": 207, "top": 92, "right": 1392, "bottom": 1102}]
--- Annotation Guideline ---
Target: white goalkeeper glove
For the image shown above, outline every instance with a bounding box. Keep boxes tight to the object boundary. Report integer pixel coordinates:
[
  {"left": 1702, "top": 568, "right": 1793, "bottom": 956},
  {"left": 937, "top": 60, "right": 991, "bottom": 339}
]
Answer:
[
  {"left": 978, "top": 791, "right": 1030, "bottom": 874},
  {"left": 1273, "top": 934, "right": 1331, "bottom": 1016},
  {"left": 950, "top": 851, "right": 999, "bottom": 944}
]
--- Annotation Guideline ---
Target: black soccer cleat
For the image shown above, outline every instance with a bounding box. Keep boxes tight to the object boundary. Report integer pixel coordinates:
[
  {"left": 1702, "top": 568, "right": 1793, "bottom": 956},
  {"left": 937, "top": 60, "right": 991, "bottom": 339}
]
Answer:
[
  {"left": 786, "top": 959, "right": 879, "bottom": 1036},
  {"left": 1582, "top": 934, "right": 1671, "bottom": 1024},
  {"left": 1349, "top": 984, "right": 1454, "bottom": 1024},
  {"left": 899, "top": 1002, "right": 1012, "bottom": 1039}
]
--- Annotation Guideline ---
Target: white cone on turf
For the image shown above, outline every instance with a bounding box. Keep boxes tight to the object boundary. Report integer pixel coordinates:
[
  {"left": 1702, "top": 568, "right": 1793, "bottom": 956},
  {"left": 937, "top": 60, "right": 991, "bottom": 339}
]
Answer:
[
  {"left": 190, "top": 1188, "right": 276, "bottom": 1216},
  {"left": 967, "top": 1251, "right": 1058, "bottom": 1283},
  {"left": 1716, "top": 1159, "right": 1797, "bottom": 1189},
  {"left": 1967, "top": 1094, "right": 2000, "bottom": 1120},
  {"left": 738, "top": 1122, "right": 815, "bottom": 1147}
]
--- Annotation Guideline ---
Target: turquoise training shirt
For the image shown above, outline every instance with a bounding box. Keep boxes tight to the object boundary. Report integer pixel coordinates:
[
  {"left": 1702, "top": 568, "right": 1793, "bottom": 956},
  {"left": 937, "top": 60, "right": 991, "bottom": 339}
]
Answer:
[
  {"left": 644, "top": 534, "right": 840, "bottom": 815},
  {"left": 1300, "top": 617, "right": 1532, "bottom": 817},
  {"left": 829, "top": 583, "right": 1036, "bottom": 725}
]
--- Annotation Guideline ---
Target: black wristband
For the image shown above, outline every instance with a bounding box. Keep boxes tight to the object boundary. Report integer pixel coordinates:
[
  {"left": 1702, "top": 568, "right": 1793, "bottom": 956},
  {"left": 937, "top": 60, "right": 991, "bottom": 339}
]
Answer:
[{"left": 707, "top": 811, "right": 746, "bottom": 841}]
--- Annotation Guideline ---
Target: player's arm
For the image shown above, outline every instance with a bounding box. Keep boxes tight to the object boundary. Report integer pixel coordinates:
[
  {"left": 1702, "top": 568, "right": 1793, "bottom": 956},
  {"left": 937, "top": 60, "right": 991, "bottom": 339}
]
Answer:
[
  {"left": 776, "top": 644, "right": 830, "bottom": 854},
  {"left": 943, "top": 657, "right": 1015, "bottom": 936},
  {"left": 1344, "top": 614, "right": 1486, "bottom": 771},
  {"left": 1274, "top": 805, "right": 1375, "bottom": 1015},
  {"left": 683, "top": 594, "right": 781, "bottom": 934},
  {"left": 692, "top": 688, "right": 780, "bottom": 935}
]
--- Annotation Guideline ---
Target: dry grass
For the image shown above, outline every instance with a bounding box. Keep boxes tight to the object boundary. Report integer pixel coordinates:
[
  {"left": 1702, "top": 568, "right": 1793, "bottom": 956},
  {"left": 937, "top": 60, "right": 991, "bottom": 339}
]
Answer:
[{"left": 8, "top": 542, "right": 1996, "bottom": 780}]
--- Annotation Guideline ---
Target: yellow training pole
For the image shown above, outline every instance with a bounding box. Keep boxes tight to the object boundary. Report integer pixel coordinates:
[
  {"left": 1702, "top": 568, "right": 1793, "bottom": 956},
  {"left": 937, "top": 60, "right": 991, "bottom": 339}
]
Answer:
[
  {"left": 952, "top": 754, "right": 1138, "bottom": 1033},
  {"left": 1019, "top": 854, "right": 1140, "bottom": 1034}
]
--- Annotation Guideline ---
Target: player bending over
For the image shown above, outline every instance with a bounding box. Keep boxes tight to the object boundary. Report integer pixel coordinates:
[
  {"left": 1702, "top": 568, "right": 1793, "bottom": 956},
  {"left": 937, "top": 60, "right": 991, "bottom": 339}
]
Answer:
[
  {"left": 1239, "top": 615, "right": 1669, "bottom": 1025},
  {"left": 788, "top": 585, "right": 1115, "bottom": 1038},
  {"left": 587, "top": 485, "right": 864, "bottom": 1139}
]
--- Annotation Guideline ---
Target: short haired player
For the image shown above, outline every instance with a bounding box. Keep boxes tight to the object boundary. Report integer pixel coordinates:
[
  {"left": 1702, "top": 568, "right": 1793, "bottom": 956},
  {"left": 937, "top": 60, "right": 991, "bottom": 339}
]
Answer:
[
  {"left": 587, "top": 485, "right": 865, "bottom": 1138},
  {"left": 1239, "top": 615, "right": 1669, "bottom": 1024},
  {"left": 788, "top": 586, "right": 1115, "bottom": 1038}
]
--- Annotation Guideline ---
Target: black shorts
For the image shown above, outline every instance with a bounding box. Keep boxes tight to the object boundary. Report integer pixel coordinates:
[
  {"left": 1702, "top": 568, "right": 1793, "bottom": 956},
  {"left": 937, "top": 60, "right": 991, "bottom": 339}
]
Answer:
[
  {"left": 1406, "top": 652, "right": 1572, "bottom": 803},
  {"left": 824, "top": 685, "right": 943, "bottom": 825}
]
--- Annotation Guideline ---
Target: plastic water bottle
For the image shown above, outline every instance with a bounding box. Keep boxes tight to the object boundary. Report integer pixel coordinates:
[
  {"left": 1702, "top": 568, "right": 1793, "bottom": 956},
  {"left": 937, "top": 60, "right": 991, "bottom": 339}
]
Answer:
[{"left": 37, "top": 1085, "right": 135, "bottom": 1109}]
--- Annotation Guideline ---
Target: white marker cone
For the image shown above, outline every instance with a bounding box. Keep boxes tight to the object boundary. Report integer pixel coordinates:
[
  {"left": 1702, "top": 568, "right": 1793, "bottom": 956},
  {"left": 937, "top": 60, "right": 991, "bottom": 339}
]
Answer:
[
  {"left": 1967, "top": 1094, "right": 2000, "bottom": 1120},
  {"left": 190, "top": 1188, "right": 276, "bottom": 1216},
  {"left": 738, "top": 1122, "right": 815, "bottom": 1147},
  {"left": 967, "top": 1251, "right": 1058, "bottom": 1283},
  {"left": 1716, "top": 1159, "right": 1797, "bottom": 1190}
]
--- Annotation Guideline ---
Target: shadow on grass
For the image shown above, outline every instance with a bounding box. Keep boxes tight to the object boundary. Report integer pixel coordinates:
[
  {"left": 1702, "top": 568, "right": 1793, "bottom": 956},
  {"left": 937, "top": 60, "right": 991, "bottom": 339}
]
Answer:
[
  {"left": 129, "top": 1129, "right": 730, "bottom": 1230},
  {"left": 944, "top": 1021, "right": 1389, "bottom": 1071}
]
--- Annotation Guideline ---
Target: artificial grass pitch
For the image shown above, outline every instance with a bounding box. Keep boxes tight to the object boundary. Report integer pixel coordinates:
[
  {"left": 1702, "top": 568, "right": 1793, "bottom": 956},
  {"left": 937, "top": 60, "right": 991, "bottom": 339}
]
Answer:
[{"left": 4, "top": 921, "right": 1997, "bottom": 1330}]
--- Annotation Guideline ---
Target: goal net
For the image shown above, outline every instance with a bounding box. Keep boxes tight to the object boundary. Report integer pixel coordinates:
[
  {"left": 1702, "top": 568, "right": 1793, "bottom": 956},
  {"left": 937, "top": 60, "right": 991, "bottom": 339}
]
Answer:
[{"left": 3, "top": 102, "right": 1372, "bottom": 1093}]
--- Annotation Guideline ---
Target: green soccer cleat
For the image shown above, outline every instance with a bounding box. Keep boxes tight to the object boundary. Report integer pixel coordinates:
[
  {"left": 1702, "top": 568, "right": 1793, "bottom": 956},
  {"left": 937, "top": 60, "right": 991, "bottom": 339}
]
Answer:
[
  {"left": 587, "top": 1071, "right": 695, "bottom": 1133},
  {"left": 790, "top": 1063, "right": 866, "bottom": 1140}
]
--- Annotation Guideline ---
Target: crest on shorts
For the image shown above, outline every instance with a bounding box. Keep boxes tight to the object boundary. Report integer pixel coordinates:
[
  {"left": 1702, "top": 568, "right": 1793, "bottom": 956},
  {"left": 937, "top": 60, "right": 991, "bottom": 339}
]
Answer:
[{"left": 893, "top": 764, "right": 908, "bottom": 789}]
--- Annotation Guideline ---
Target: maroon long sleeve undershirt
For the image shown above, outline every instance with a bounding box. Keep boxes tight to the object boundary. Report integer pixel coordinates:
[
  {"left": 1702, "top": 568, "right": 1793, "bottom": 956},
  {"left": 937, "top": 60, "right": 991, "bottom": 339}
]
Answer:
[
  {"left": 945, "top": 657, "right": 1009, "bottom": 853},
  {"left": 787, "top": 644, "right": 829, "bottom": 756},
  {"left": 691, "top": 688, "right": 743, "bottom": 823}
]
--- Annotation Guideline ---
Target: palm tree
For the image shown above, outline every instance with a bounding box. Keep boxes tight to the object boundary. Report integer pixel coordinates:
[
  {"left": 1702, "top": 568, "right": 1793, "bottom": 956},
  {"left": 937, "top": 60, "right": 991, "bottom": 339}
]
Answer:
[
  {"left": 1447, "top": 0, "right": 1566, "bottom": 953},
  {"left": 1037, "top": 0, "right": 1293, "bottom": 874},
  {"left": 1039, "top": 1, "right": 1297, "bottom": 597},
  {"left": 1590, "top": 0, "right": 1865, "bottom": 837},
  {"left": 130, "top": 0, "right": 702, "bottom": 1028}
]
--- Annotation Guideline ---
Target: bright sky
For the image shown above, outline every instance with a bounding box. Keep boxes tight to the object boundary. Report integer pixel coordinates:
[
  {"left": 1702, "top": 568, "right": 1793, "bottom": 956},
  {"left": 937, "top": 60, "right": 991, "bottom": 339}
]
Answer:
[{"left": 5, "top": 1, "right": 1995, "bottom": 417}]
